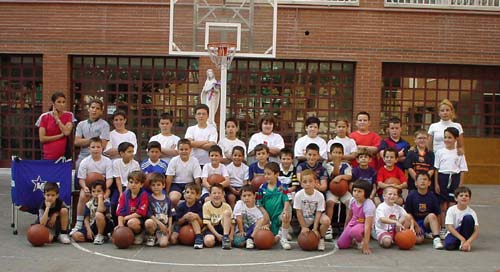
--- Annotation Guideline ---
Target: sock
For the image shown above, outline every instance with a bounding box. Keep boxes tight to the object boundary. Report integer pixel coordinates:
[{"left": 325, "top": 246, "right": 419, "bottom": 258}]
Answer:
[
  {"left": 281, "top": 228, "right": 289, "bottom": 240},
  {"left": 74, "top": 216, "right": 84, "bottom": 229},
  {"left": 60, "top": 229, "right": 68, "bottom": 234},
  {"left": 223, "top": 234, "right": 229, "bottom": 239}
]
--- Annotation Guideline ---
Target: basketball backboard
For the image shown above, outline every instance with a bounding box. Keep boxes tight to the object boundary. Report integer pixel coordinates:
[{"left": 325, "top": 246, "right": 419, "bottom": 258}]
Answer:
[{"left": 169, "top": 0, "right": 277, "bottom": 58}]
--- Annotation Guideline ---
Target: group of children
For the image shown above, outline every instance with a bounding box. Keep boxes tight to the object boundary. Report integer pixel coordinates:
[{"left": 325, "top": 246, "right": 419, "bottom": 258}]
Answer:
[{"left": 37, "top": 98, "right": 479, "bottom": 254}]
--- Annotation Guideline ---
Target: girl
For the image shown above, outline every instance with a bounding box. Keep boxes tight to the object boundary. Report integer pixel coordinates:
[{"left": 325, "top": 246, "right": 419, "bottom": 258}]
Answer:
[
  {"left": 104, "top": 110, "right": 137, "bottom": 160},
  {"left": 36, "top": 91, "right": 74, "bottom": 160},
  {"left": 225, "top": 146, "right": 249, "bottom": 208},
  {"left": 218, "top": 117, "right": 247, "bottom": 165},
  {"left": 247, "top": 114, "right": 284, "bottom": 163},
  {"left": 428, "top": 99, "right": 465, "bottom": 155},
  {"left": 434, "top": 127, "right": 468, "bottom": 237},
  {"left": 327, "top": 119, "right": 358, "bottom": 161},
  {"left": 336, "top": 179, "right": 375, "bottom": 254}
]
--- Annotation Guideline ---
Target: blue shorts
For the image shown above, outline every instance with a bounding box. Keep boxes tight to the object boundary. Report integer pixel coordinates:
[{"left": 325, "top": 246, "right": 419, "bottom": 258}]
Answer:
[
  {"left": 170, "top": 183, "right": 187, "bottom": 194},
  {"left": 437, "top": 173, "right": 460, "bottom": 203},
  {"left": 204, "top": 224, "right": 224, "bottom": 237},
  {"left": 416, "top": 219, "right": 431, "bottom": 234}
]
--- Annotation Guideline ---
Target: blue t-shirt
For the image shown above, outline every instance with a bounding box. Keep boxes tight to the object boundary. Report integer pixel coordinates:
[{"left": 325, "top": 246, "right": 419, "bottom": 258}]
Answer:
[
  {"left": 148, "top": 195, "right": 172, "bottom": 225},
  {"left": 404, "top": 190, "right": 440, "bottom": 221},
  {"left": 296, "top": 161, "right": 328, "bottom": 181},
  {"left": 141, "top": 159, "right": 169, "bottom": 175},
  {"left": 175, "top": 200, "right": 203, "bottom": 224},
  {"left": 248, "top": 161, "right": 265, "bottom": 181},
  {"left": 351, "top": 166, "right": 377, "bottom": 185}
]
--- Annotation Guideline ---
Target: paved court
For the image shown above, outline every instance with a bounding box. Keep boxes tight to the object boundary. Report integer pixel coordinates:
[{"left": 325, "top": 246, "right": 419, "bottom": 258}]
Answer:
[{"left": 1, "top": 168, "right": 499, "bottom": 272}]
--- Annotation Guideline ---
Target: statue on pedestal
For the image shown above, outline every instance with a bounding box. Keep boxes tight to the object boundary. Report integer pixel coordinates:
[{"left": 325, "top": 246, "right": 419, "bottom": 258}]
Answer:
[{"left": 200, "top": 69, "right": 220, "bottom": 126}]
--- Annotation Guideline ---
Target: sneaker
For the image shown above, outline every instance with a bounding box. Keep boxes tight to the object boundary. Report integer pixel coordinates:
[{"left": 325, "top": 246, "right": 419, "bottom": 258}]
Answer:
[
  {"left": 134, "top": 233, "right": 144, "bottom": 245},
  {"left": 246, "top": 238, "right": 255, "bottom": 249},
  {"left": 58, "top": 233, "right": 71, "bottom": 244},
  {"left": 222, "top": 236, "right": 232, "bottom": 250},
  {"left": 433, "top": 237, "right": 444, "bottom": 250},
  {"left": 318, "top": 238, "right": 325, "bottom": 251},
  {"left": 69, "top": 227, "right": 79, "bottom": 236},
  {"left": 439, "top": 228, "right": 447, "bottom": 240},
  {"left": 194, "top": 235, "right": 204, "bottom": 249},
  {"left": 93, "top": 234, "right": 105, "bottom": 245},
  {"left": 325, "top": 225, "right": 333, "bottom": 240},
  {"left": 280, "top": 238, "right": 291, "bottom": 250},
  {"left": 145, "top": 235, "right": 156, "bottom": 247}
]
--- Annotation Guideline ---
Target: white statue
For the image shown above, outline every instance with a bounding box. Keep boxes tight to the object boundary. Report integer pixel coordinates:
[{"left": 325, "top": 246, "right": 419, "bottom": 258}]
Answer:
[{"left": 200, "top": 69, "right": 220, "bottom": 126}]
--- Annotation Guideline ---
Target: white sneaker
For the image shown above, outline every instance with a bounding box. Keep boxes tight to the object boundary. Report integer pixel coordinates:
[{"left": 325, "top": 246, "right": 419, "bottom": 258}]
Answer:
[
  {"left": 318, "top": 238, "right": 325, "bottom": 251},
  {"left": 145, "top": 235, "right": 156, "bottom": 247},
  {"left": 280, "top": 238, "right": 291, "bottom": 250},
  {"left": 93, "top": 234, "right": 105, "bottom": 245},
  {"left": 58, "top": 233, "right": 71, "bottom": 244},
  {"left": 134, "top": 233, "right": 144, "bottom": 245},
  {"left": 433, "top": 237, "right": 444, "bottom": 250},
  {"left": 246, "top": 238, "right": 255, "bottom": 249},
  {"left": 439, "top": 228, "right": 447, "bottom": 240},
  {"left": 69, "top": 227, "right": 79, "bottom": 236},
  {"left": 325, "top": 225, "right": 333, "bottom": 240}
]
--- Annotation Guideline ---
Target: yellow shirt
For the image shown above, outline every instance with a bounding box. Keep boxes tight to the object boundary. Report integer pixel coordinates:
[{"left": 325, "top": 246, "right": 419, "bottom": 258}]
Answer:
[{"left": 202, "top": 201, "right": 233, "bottom": 226}]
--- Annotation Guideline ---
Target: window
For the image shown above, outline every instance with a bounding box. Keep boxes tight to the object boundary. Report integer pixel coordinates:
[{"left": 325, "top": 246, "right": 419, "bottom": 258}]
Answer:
[
  {"left": 382, "top": 63, "right": 500, "bottom": 137},
  {"left": 0, "top": 55, "right": 43, "bottom": 165}
]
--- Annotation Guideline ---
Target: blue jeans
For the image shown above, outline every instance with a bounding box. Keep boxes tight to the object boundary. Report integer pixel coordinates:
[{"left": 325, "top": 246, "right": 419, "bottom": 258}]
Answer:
[{"left": 444, "top": 214, "right": 475, "bottom": 250}]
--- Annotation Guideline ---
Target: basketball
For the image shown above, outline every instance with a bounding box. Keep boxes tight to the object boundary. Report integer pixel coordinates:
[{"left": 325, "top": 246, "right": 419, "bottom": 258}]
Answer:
[
  {"left": 251, "top": 175, "right": 267, "bottom": 192},
  {"left": 385, "top": 177, "right": 401, "bottom": 186},
  {"left": 85, "top": 172, "right": 105, "bottom": 187},
  {"left": 253, "top": 229, "right": 275, "bottom": 250},
  {"left": 395, "top": 229, "right": 417, "bottom": 250},
  {"left": 112, "top": 226, "right": 134, "bottom": 249},
  {"left": 297, "top": 231, "right": 319, "bottom": 251},
  {"left": 207, "top": 174, "right": 225, "bottom": 185},
  {"left": 178, "top": 225, "right": 196, "bottom": 245},
  {"left": 26, "top": 224, "right": 50, "bottom": 247},
  {"left": 329, "top": 178, "right": 349, "bottom": 196},
  {"left": 233, "top": 235, "right": 246, "bottom": 248}
]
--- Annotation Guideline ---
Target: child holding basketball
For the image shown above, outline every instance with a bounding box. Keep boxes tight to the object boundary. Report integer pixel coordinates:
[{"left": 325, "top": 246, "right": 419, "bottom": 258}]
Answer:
[
  {"left": 256, "top": 162, "right": 292, "bottom": 250},
  {"left": 226, "top": 146, "right": 249, "bottom": 208},
  {"left": 116, "top": 170, "right": 149, "bottom": 245},
  {"left": 203, "top": 183, "right": 234, "bottom": 249},
  {"left": 233, "top": 185, "right": 266, "bottom": 249},
  {"left": 38, "top": 182, "right": 71, "bottom": 244},
  {"left": 293, "top": 169, "right": 330, "bottom": 251},
  {"left": 218, "top": 117, "right": 247, "bottom": 165},
  {"left": 171, "top": 183, "right": 204, "bottom": 248},
  {"left": 376, "top": 147, "right": 407, "bottom": 205},
  {"left": 201, "top": 145, "right": 230, "bottom": 201},
  {"left": 444, "top": 186, "right": 479, "bottom": 251},
  {"left": 336, "top": 180, "right": 375, "bottom": 254},
  {"left": 71, "top": 180, "right": 114, "bottom": 245},
  {"left": 145, "top": 173, "right": 172, "bottom": 247},
  {"left": 248, "top": 144, "right": 269, "bottom": 181}
]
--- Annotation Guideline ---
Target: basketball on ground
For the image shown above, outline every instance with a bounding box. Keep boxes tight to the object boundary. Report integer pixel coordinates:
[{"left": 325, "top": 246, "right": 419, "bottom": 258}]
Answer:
[
  {"left": 251, "top": 175, "right": 266, "bottom": 192},
  {"left": 297, "top": 231, "right": 319, "bottom": 251},
  {"left": 178, "top": 225, "right": 196, "bottom": 245},
  {"left": 395, "top": 229, "right": 417, "bottom": 250},
  {"left": 85, "top": 172, "right": 105, "bottom": 187},
  {"left": 27, "top": 224, "right": 50, "bottom": 247},
  {"left": 112, "top": 226, "right": 134, "bottom": 249},
  {"left": 329, "top": 179, "right": 349, "bottom": 196},
  {"left": 253, "top": 229, "right": 274, "bottom": 250},
  {"left": 207, "top": 174, "right": 225, "bottom": 185}
]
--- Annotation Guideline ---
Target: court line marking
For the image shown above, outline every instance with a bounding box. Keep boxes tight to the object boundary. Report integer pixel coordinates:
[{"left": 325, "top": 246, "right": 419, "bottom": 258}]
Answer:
[{"left": 71, "top": 242, "right": 337, "bottom": 267}]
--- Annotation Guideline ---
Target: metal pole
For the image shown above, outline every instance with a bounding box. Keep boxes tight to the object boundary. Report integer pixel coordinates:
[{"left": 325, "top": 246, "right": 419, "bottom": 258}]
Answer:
[{"left": 219, "top": 60, "right": 227, "bottom": 139}]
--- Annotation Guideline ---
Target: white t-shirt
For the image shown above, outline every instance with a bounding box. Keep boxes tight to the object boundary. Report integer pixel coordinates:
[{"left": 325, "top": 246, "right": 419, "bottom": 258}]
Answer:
[
  {"left": 112, "top": 159, "right": 141, "bottom": 186},
  {"left": 327, "top": 136, "right": 358, "bottom": 156},
  {"left": 218, "top": 137, "right": 247, "bottom": 160},
  {"left": 149, "top": 133, "right": 180, "bottom": 163},
  {"left": 434, "top": 148, "right": 468, "bottom": 174},
  {"left": 233, "top": 200, "right": 263, "bottom": 232},
  {"left": 428, "top": 120, "right": 464, "bottom": 152},
  {"left": 201, "top": 163, "right": 229, "bottom": 178},
  {"left": 248, "top": 132, "right": 285, "bottom": 163},
  {"left": 166, "top": 156, "right": 202, "bottom": 184},
  {"left": 227, "top": 162, "right": 249, "bottom": 188},
  {"left": 185, "top": 124, "right": 218, "bottom": 165},
  {"left": 77, "top": 155, "right": 113, "bottom": 180},
  {"left": 105, "top": 130, "right": 138, "bottom": 158},
  {"left": 293, "top": 189, "right": 325, "bottom": 227},
  {"left": 294, "top": 135, "right": 328, "bottom": 160},
  {"left": 445, "top": 205, "right": 479, "bottom": 235},
  {"left": 374, "top": 202, "right": 408, "bottom": 238}
]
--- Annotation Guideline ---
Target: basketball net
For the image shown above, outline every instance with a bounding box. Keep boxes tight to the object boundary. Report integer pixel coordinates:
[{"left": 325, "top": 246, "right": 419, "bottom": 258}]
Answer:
[{"left": 207, "top": 42, "right": 237, "bottom": 69}]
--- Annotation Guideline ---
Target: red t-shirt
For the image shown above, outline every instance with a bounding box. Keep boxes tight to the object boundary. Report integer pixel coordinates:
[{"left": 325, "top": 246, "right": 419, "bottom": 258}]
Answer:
[
  {"left": 376, "top": 166, "right": 407, "bottom": 195},
  {"left": 349, "top": 131, "right": 381, "bottom": 168},
  {"left": 37, "top": 111, "right": 73, "bottom": 160}
]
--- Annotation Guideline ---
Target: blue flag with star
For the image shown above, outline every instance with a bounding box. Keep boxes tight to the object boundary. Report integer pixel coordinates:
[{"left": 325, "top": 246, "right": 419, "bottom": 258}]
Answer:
[{"left": 11, "top": 159, "right": 72, "bottom": 214}]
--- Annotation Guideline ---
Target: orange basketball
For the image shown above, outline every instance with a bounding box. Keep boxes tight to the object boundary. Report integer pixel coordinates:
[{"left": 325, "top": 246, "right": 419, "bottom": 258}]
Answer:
[
  {"left": 251, "top": 175, "right": 267, "bottom": 192},
  {"left": 329, "top": 178, "right": 349, "bottom": 196},
  {"left": 297, "top": 231, "right": 319, "bottom": 251},
  {"left": 178, "top": 225, "right": 196, "bottom": 246},
  {"left": 253, "top": 229, "right": 275, "bottom": 250},
  {"left": 112, "top": 226, "right": 134, "bottom": 249},
  {"left": 207, "top": 174, "right": 225, "bottom": 185},
  {"left": 85, "top": 172, "right": 105, "bottom": 187},
  {"left": 385, "top": 177, "right": 401, "bottom": 186},
  {"left": 27, "top": 224, "right": 50, "bottom": 247},
  {"left": 395, "top": 229, "right": 417, "bottom": 250}
]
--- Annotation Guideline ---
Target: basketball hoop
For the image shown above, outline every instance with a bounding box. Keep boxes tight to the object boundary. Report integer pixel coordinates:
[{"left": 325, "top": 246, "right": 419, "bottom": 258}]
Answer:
[{"left": 207, "top": 42, "right": 237, "bottom": 69}]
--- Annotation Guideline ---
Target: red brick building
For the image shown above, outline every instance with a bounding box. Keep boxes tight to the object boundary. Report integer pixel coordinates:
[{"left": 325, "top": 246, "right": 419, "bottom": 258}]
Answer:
[{"left": 1, "top": 0, "right": 499, "bottom": 183}]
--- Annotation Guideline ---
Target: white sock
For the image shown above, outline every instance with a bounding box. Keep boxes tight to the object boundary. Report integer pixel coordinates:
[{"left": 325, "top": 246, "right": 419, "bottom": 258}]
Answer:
[
  {"left": 75, "top": 216, "right": 84, "bottom": 229},
  {"left": 281, "top": 228, "right": 289, "bottom": 240}
]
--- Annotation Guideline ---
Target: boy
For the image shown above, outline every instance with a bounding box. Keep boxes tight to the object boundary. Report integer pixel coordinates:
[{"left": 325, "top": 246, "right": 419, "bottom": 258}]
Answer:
[
  {"left": 256, "top": 162, "right": 292, "bottom": 250},
  {"left": 141, "top": 141, "right": 169, "bottom": 175},
  {"left": 444, "top": 186, "right": 479, "bottom": 251},
  {"left": 201, "top": 145, "right": 230, "bottom": 200},
  {"left": 376, "top": 148, "right": 407, "bottom": 205},
  {"left": 171, "top": 183, "right": 204, "bottom": 249},
  {"left": 149, "top": 113, "right": 180, "bottom": 163},
  {"left": 71, "top": 180, "right": 114, "bottom": 245},
  {"left": 112, "top": 142, "right": 141, "bottom": 208},
  {"left": 104, "top": 110, "right": 138, "bottom": 160},
  {"left": 185, "top": 104, "right": 218, "bottom": 167},
  {"left": 145, "top": 173, "right": 173, "bottom": 247},
  {"left": 349, "top": 111, "right": 381, "bottom": 168},
  {"left": 166, "top": 139, "right": 202, "bottom": 207},
  {"left": 202, "top": 183, "right": 234, "bottom": 249},
  {"left": 296, "top": 143, "right": 329, "bottom": 193},
  {"left": 294, "top": 116, "right": 328, "bottom": 162},
  {"left": 233, "top": 185, "right": 266, "bottom": 249},
  {"left": 351, "top": 148, "right": 377, "bottom": 200},
  {"left": 293, "top": 169, "right": 330, "bottom": 251},
  {"left": 404, "top": 172, "right": 443, "bottom": 249},
  {"left": 218, "top": 117, "right": 247, "bottom": 165},
  {"left": 71, "top": 137, "right": 113, "bottom": 235},
  {"left": 116, "top": 170, "right": 149, "bottom": 245},
  {"left": 378, "top": 117, "right": 410, "bottom": 170},
  {"left": 373, "top": 186, "right": 414, "bottom": 248},
  {"left": 226, "top": 146, "right": 249, "bottom": 208},
  {"left": 404, "top": 129, "right": 435, "bottom": 191},
  {"left": 38, "top": 182, "right": 70, "bottom": 244},
  {"left": 248, "top": 144, "right": 269, "bottom": 181},
  {"left": 278, "top": 148, "right": 299, "bottom": 196}
]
